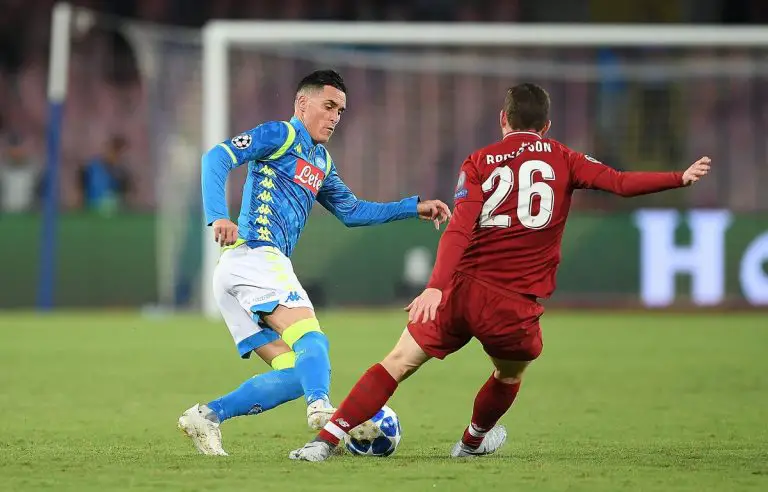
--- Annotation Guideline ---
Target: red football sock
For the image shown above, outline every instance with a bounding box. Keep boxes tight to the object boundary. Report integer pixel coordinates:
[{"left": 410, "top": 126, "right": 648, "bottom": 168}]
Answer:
[
  {"left": 317, "top": 364, "right": 398, "bottom": 446},
  {"left": 461, "top": 374, "right": 521, "bottom": 449}
]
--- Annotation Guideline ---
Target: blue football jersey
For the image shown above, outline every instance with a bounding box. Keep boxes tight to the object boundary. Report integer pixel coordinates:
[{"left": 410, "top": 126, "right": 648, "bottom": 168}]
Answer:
[{"left": 202, "top": 116, "right": 419, "bottom": 257}]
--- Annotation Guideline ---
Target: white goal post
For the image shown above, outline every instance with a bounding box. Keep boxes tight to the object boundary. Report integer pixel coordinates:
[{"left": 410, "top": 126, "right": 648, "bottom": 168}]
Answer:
[{"left": 200, "top": 21, "right": 768, "bottom": 319}]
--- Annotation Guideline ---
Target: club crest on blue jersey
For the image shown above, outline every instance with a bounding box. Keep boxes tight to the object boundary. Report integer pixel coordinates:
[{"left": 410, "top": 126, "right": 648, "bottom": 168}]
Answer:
[{"left": 314, "top": 155, "right": 327, "bottom": 172}]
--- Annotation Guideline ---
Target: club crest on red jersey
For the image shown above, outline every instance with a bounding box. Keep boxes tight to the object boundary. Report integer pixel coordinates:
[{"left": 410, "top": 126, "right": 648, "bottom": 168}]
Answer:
[{"left": 294, "top": 159, "right": 325, "bottom": 194}]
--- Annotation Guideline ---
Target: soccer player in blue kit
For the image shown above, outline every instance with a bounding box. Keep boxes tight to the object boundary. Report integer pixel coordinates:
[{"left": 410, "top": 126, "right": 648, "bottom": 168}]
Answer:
[{"left": 179, "top": 70, "right": 451, "bottom": 455}]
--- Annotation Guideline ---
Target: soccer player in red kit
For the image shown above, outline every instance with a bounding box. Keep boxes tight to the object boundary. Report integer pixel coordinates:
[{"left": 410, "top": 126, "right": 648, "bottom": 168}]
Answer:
[{"left": 289, "top": 83, "right": 712, "bottom": 461}]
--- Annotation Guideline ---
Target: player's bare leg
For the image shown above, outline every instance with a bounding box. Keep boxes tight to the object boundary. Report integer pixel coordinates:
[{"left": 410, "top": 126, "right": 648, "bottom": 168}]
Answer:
[
  {"left": 346, "top": 328, "right": 430, "bottom": 441},
  {"left": 253, "top": 338, "right": 294, "bottom": 364},
  {"left": 178, "top": 340, "right": 292, "bottom": 456},
  {"left": 289, "top": 329, "right": 431, "bottom": 461},
  {"left": 450, "top": 357, "right": 530, "bottom": 458},
  {"left": 379, "top": 328, "right": 433, "bottom": 383}
]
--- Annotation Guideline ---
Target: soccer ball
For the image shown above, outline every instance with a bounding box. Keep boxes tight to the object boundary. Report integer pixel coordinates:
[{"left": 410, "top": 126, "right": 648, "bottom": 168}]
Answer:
[{"left": 344, "top": 405, "right": 402, "bottom": 457}]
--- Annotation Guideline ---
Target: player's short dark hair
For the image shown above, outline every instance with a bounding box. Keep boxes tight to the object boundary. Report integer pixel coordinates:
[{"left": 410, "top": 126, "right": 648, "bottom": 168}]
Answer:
[
  {"left": 296, "top": 70, "right": 347, "bottom": 95},
  {"left": 504, "top": 83, "right": 550, "bottom": 131}
]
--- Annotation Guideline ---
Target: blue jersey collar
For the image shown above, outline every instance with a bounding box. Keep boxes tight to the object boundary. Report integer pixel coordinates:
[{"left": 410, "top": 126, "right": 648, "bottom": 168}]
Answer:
[{"left": 290, "top": 116, "right": 317, "bottom": 149}]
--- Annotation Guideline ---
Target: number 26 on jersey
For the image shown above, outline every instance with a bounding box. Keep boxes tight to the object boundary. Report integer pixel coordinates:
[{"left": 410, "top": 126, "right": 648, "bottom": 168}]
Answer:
[{"left": 480, "top": 160, "right": 555, "bottom": 230}]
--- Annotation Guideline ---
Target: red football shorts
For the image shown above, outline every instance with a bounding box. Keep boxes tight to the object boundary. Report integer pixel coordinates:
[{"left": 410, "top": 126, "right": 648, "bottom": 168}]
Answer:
[{"left": 408, "top": 272, "right": 544, "bottom": 361}]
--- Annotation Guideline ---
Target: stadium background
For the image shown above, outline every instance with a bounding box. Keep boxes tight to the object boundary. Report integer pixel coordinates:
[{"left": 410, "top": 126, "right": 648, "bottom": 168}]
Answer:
[{"left": 0, "top": 0, "right": 766, "bottom": 310}]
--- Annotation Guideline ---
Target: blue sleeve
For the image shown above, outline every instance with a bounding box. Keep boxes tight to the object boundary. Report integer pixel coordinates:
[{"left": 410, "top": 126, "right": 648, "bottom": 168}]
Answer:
[
  {"left": 201, "top": 121, "right": 289, "bottom": 225},
  {"left": 316, "top": 164, "right": 419, "bottom": 227},
  {"left": 219, "top": 121, "right": 289, "bottom": 164}
]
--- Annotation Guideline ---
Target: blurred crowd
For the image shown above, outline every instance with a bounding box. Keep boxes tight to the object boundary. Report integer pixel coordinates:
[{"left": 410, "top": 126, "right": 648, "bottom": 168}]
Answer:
[{"left": 1, "top": 0, "right": 767, "bottom": 214}]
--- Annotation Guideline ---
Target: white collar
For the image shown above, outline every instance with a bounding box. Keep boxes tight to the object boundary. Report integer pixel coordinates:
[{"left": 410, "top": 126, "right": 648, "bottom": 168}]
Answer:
[{"left": 503, "top": 131, "right": 542, "bottom": 140}]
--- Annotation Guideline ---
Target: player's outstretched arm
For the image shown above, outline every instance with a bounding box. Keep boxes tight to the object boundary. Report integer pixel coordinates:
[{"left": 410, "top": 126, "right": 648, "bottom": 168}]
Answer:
[
  {"left": 570, "top": 152, "right": 711, "bottom": 196},
  {"left": 317, "top": 166, "right": 450, "bottom": 228},
  {"left": 201, "top": 121, "right": 290, "bottom": 245}
]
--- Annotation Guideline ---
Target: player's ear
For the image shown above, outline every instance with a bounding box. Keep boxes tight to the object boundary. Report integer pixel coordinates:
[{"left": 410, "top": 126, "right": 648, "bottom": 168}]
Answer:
[
  {"left": 296, "top": 94, "right": 308, "bottom": 113},
  {"left": 541, "top": 120, "right": 551, "bottom": 136},
  {"left": 499, "top": 110, "right": 508, "bottom": 133}
]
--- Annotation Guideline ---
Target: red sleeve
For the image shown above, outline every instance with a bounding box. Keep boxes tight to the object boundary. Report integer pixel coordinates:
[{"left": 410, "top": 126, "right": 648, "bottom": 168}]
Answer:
[
  {"left": 426, "top": 158, "right": 483, "bottom": 290},
  {"left": 569, "top": 151, "right": 684, "bottom": 197}
]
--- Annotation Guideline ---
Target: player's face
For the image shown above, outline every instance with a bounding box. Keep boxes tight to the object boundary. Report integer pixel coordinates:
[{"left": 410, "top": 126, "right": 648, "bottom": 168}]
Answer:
[{"left": 298, "top": 85, "right": 346, "bottom": 144}]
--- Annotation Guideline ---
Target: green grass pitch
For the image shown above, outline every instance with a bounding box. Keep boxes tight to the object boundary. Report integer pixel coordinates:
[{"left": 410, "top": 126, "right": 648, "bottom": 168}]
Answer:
[{"left": 1, "top": 310, "right": 766, "bottom": 491}]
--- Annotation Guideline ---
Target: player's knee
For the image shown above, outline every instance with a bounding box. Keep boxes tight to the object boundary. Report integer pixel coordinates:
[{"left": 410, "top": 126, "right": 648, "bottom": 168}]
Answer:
[
  {"left": 253, "top": 339, "right": 293, "bottom": 366},
  {"left": 380, "top": 356, "right": 413, "bottom": 383},
  {"left": 381, "top": 348, "right": 421, "bottom": 383},
  {"left": 493, "top": 364, "right": 528, "bottom": 383},
  {"left": 493, "top": 371, "right": 523, "bottom": 385},
  {"left": 270, "top": 351, "right": 296, "bottom": 370},
  {"left": 264, "top": 306, "right": 318, "bottom": 335},
  {"left": 492, "top": 359, "right": 531, "bottom": 383},
  {"left": 381, "top": 329, "right": 431, "bottom": 382},
  {"left": 281, "top": 317, "right": 324, "bottom": 349}
]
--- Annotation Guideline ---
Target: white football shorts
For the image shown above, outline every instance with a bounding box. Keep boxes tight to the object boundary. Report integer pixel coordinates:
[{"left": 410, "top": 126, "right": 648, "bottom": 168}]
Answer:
[{"left": 212, "top": 244, "right": 314, "bottom": 358}]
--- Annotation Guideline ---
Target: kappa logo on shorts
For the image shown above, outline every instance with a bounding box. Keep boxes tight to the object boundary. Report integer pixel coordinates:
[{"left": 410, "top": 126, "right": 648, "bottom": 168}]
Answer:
[{"left": 285, "top": 291, "right": 303, "bottom": 303}]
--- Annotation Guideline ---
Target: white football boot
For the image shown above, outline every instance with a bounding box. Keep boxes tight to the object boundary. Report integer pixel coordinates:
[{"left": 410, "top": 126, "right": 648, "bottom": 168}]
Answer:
[
  {"left": 289, "top": 441, "right": 335, "bottom": 462},
  {"left": 306, "top": 398, "right": 336, "bottom": 431},
  {"left": 178, "top": 404, "right": 229, "bottom": 456},
  {"left": 347, "top": 419, "right": 381, "bottom": 441},
  {"left": 306, "top": 398, "right": 384, "bottom": 444},
  {"left": 450, "top": 425, "right": 507, "bottom": 458}
]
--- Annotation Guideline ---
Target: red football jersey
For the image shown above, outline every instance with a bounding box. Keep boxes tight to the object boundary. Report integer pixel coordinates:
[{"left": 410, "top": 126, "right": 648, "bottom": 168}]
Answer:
[{"left": 427, "top": 131, "right": 684, "bottom": 299}]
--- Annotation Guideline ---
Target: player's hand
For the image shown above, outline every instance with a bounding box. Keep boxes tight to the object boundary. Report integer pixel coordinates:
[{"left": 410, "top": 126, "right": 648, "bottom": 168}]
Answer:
[
  {"left": 212, "top": 218, "right": 239, "bottom": 247},
  {"left": 405, "top": 288, "right": 443, "bottom": 323},
  {"left": 417, "top": 200, "right": 452, "bottom": 230},
  {"left": 682, "top": 156, "right": 711, "bottom": 186}
]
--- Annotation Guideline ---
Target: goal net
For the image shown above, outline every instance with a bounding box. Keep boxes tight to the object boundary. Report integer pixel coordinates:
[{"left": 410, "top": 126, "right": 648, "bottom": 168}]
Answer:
[
  {"left": 201, "top": 22, "right": 768, "bottom": 317},
  {"left": 57, "top": 10, "right": 768, "bottom": 314}
]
